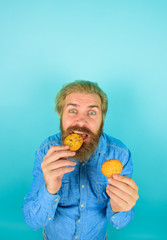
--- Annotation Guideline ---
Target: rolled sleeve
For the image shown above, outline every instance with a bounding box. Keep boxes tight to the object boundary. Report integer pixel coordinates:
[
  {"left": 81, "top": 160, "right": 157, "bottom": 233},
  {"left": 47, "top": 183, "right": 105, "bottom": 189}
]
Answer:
[
  {"left": 38, "top": 184, "right": 60, "bottom": 209},
  {"left": 106, "top": 201, "right": 135, "bottom": 229}
]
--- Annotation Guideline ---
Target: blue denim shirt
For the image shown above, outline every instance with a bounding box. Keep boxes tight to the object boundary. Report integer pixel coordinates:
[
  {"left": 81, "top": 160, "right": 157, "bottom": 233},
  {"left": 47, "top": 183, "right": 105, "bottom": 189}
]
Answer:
[{"left": 22, "top": 132, "right": 134, "bottom": 240}]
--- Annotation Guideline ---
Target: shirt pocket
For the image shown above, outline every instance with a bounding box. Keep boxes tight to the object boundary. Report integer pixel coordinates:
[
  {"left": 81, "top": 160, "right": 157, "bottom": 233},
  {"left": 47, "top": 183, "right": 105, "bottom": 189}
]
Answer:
[
  {"left": 95, "top": 182, "right": 109, "bottom": 203},
  {"left": 58, "top": 180, "right": 69, "bottom": 203}
]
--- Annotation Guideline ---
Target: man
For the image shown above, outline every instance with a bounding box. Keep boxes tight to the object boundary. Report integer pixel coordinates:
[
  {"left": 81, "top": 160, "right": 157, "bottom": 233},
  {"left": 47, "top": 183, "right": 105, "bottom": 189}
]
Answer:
[{"left": 22, "top": 80, "right": 139, "bottom": 240}]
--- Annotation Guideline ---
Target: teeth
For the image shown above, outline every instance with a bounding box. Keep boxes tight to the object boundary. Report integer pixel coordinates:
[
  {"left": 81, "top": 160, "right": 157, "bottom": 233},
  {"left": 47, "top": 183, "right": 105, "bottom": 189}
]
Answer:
[{"left": 73, "top": 131, "right": 84, "bottom": 134}]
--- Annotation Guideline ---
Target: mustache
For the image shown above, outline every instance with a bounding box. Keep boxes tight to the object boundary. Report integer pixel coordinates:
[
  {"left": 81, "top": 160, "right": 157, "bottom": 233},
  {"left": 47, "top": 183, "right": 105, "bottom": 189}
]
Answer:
[{"left": 65, "top": 126, "right": 95, "bottom": 136}]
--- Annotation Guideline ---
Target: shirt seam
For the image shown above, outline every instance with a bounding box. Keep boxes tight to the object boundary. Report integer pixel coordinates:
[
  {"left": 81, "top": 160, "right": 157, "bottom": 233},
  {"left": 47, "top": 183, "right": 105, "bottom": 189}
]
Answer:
[{"left": 98, "top": 143, "right": 129, "bottom": 156}]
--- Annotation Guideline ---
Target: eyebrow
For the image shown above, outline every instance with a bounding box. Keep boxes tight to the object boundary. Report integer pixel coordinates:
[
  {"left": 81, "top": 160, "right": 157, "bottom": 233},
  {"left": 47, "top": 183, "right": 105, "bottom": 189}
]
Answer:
[
  {"left": 66, "top": 103, "right": 100, "bottom": 110},
  {"left": 66, "top": 103, "right": 78, "bottom": 107},
  {"left": 88, "top": 105, "right": 100, "bottom": 110}
]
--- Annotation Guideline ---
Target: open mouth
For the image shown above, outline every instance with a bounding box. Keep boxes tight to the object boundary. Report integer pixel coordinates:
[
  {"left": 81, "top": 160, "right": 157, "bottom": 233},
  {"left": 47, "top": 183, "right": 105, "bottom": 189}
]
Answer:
[{"left": 72, "top": 131, "right": 90, "bottom": 142}]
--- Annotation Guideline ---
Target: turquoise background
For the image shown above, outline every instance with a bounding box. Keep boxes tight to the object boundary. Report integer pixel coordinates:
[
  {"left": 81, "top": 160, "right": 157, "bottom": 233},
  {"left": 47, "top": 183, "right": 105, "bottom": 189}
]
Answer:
[{"left": 0, "top": 0, "right": 167, "bottom": 239}]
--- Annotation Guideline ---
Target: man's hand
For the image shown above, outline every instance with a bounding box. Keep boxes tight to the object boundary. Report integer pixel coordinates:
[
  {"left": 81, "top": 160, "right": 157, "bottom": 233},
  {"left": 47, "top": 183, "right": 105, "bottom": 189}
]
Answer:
[
  {"left": 41, "top": 145, "right": 76, "bottom": 195},
  {"left": 106, "top": 174, "right": 139, "bottom": 213}
]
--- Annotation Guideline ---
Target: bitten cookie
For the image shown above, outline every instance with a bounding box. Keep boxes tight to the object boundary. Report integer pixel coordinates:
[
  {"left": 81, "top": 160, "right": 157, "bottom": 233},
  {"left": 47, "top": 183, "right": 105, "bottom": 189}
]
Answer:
[
  {"left": 64, "top": 133, "right": 83, "bottom": 151},
  {"left": 101, "top": 159, "right": 123, "bottom": 178}
]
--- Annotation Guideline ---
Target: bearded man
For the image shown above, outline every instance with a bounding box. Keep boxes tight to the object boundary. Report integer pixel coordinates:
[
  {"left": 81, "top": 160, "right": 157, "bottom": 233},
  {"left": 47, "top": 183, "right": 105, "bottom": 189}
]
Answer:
[{"left": 22, "top": 80, "right": 139, "bottom": 240}]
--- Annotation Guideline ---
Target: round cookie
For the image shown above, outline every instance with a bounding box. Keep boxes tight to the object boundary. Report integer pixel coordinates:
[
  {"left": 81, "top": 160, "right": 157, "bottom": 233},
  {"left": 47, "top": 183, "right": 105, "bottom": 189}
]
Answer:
[
  {"left": 101, "top": 159, "right": 123, "bottom": 178},
  {"left": 64, "top": 133, "right": 83, "bottom": 151}
]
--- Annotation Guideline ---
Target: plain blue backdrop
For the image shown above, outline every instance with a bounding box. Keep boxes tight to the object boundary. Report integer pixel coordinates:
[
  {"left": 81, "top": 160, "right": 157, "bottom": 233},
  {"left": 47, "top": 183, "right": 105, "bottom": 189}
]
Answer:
[{"left": 0, "top": 0, "right": 167, "bottom": 239}]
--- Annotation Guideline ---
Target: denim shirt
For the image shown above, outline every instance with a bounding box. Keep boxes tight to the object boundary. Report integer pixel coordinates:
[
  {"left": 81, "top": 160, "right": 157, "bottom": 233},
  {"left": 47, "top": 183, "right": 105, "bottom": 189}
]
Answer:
[{"left": 22, "top": 132, "right": 134, "bottom": 240}]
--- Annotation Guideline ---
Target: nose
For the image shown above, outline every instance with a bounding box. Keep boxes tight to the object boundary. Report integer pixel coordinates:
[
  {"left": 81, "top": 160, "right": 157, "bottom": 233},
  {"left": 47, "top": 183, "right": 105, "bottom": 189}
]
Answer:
[{"left": 75, "top": 115, "right": 87, "bottom": 127}]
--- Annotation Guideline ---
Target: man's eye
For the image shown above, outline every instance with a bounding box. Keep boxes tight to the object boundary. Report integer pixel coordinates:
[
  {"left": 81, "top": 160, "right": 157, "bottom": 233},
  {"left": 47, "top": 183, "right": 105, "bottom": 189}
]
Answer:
[
  {"left": 89, "top": 110, "right": 96, "bottom": 115},
  {"left": 69, "top": 109, "right": 77, "bottom": 113}
]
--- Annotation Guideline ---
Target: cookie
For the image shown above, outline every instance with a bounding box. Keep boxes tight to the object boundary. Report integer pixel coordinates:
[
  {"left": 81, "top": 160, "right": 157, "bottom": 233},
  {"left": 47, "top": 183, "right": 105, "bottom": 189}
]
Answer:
[
  {"left": 101, "top": 159, "right": 123, "bottom": 178},
  {"left": 64, "top": 133, "right": 83, "bottom": 151}
]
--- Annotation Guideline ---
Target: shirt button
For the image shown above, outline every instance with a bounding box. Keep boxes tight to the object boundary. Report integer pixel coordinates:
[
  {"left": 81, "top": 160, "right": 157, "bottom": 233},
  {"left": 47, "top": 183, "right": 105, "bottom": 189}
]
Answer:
[
  {"left": 112, "top": 216, "right": 116, "bottom": 219},
  {"left": 75, "top": 236, "right": 78, "bottom": 239},
  {"left": 49, "top": 218, "right": 51, "bottom": 220},
  {"left": 81, "top": 185, "right": 84, "bottom": 188},
  {"left": 116, "top": 227, "right": 119, "bottom": 229},
  {"left": 54, "top": 198, "right": 58, "bottom": 201},
  {"left": 78, "top": 219, "right": 80, "bottom": 222},
  {"left": 81, "top": 204, "right": 84, "bottom": 207},
  {"left": 82, "top": 163, "right": 85, "bottom": 166}
]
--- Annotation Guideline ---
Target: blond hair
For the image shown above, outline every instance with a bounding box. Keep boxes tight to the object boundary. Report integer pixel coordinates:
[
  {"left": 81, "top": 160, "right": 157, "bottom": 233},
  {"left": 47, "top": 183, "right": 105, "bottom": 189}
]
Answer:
[{"left": 55, "top": 80, "right": 108, "bottom": 119}]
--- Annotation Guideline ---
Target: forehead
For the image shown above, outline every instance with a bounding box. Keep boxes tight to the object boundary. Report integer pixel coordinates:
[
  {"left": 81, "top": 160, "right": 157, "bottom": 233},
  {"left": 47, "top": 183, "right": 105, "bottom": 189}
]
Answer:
[{"left": 64, "top": 92, "right": 102, "bottom": 107}]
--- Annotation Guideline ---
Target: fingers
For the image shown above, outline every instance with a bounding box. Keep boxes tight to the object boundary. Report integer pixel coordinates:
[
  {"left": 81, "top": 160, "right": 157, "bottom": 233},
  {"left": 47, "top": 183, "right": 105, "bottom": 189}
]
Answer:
[
  {"left": 108, "top": 177, "right": 137, "bottom": 197},
  {"left": 106, "top": 184, "right": 129, "bottom": 204},
  {"left": 106, "top": 184, "right": 136, "bottom": 208},
  {"left": 49, "top": 166, "right": 75, "bottom": 178},
  {"left": 107, "top": 175, "right": 139, "bottom": 212},
  {"left": 112, "top": 174, "right": 138, "bottom": 190},
  {"left": 43, "top": 150, "right": 76, "bottom": 164},
  {"left": 106, "top": 189, "right": 130, "bottom": 212},
  {"left": 46, "top": 159, "right": 76, "bottom": 171},
  {"left": 45, "top": 145, "right": 70, "bottom": 158},
  {"left": 41, "top": 145, "right": 77, "bottom": 178}
]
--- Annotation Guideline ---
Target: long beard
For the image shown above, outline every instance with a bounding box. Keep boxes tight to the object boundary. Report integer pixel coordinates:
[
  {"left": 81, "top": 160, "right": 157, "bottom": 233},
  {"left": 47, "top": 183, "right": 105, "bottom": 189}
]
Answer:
[{"left": 60, "top": 122, "right": 103, "bottom": 162}]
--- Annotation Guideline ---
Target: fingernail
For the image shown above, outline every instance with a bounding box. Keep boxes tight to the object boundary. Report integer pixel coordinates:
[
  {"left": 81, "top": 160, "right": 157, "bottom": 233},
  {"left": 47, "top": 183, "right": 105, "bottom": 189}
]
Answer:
[
  {"left": 113, "top": 174, "right": 118, "bottom": 179},
  {"left": 108, "top": 178, "right": 112, "bottom": 183}
]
